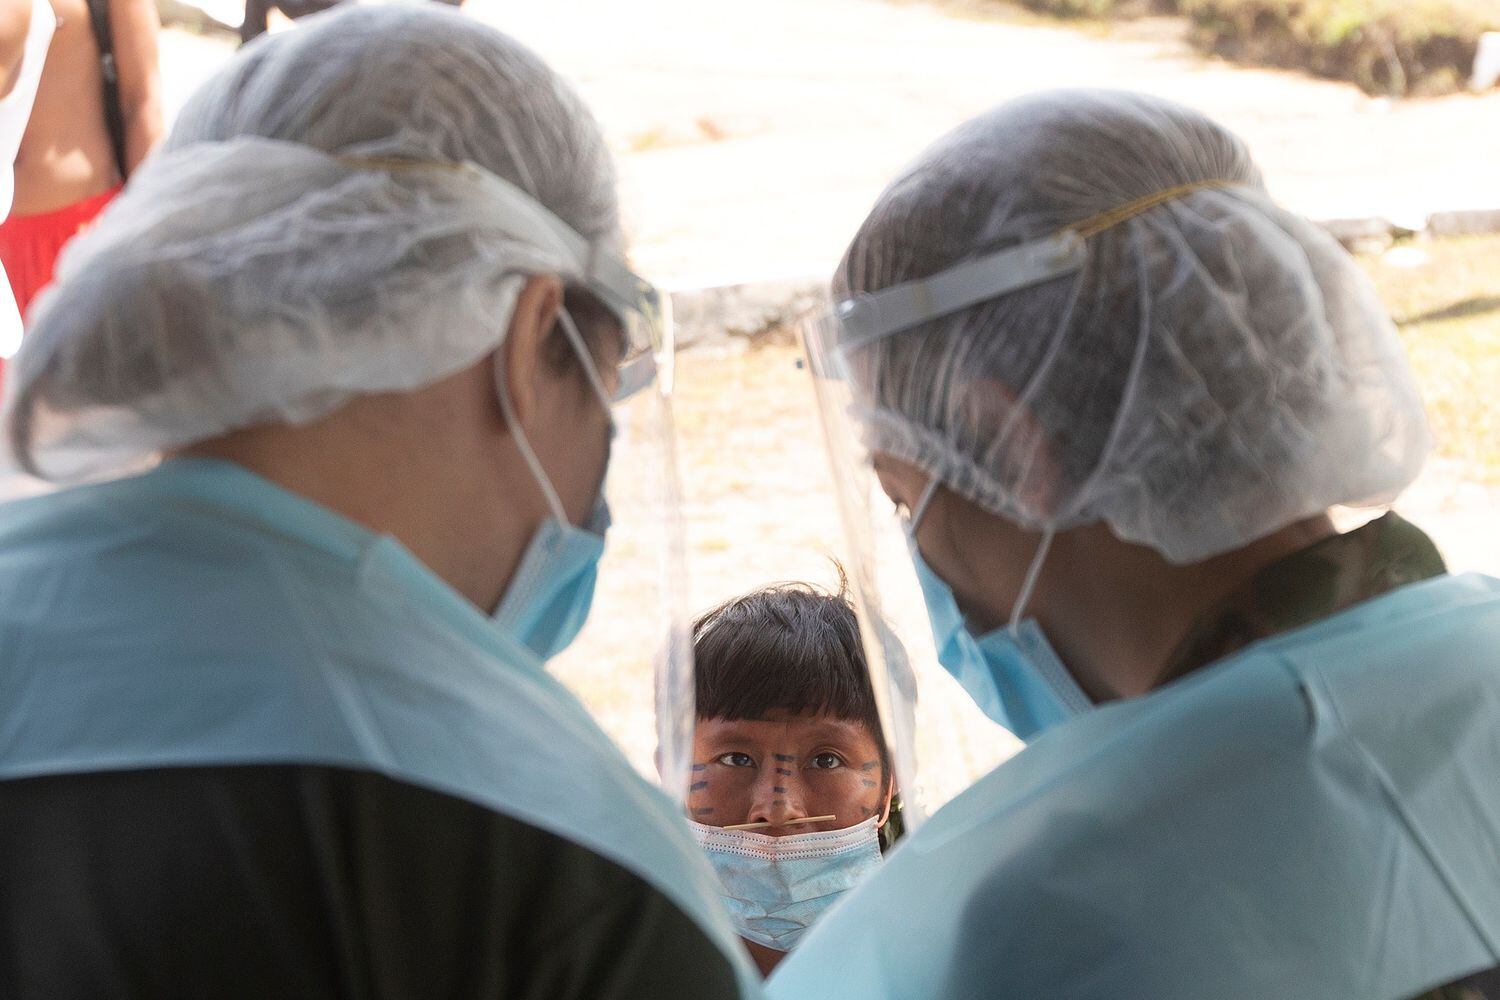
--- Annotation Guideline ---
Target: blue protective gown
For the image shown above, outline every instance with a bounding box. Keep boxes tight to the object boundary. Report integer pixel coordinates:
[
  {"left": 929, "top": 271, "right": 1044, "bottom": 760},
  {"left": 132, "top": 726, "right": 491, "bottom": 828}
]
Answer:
[
  {"left": 768, "top": 572, "right": 1500, "bottom": 1000},
  {"left": 0, "top": 458, "right": 762, "bottom": 999}
]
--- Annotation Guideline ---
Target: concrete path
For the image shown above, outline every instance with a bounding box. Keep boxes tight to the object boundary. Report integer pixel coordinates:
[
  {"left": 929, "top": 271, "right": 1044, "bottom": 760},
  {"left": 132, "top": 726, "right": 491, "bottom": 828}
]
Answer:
[{"left": 161, "top": 0, "right": 1500, "bottom": 286}]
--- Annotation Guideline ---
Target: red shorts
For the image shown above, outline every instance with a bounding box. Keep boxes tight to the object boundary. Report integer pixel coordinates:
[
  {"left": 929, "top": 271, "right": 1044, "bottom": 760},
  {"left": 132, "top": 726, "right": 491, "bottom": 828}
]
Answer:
[{"left": 0, "top": 185, "right": 121, "bottom": 322}]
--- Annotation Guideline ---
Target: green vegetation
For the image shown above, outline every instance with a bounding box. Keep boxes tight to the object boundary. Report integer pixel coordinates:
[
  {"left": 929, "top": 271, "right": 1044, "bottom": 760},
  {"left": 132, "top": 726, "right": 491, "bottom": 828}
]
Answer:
[
  {"left": 1009, "top": 0, "right": 1499, "bottom": 95},
  {"left": 1362, "top": 235, "right": 1500, "bottom": 481}
]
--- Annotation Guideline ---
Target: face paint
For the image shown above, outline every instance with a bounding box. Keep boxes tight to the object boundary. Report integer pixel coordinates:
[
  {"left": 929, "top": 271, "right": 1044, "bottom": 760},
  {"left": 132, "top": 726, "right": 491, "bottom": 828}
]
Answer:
[{"left": 688, "top": 713, "right": 892, "bottom": 835}]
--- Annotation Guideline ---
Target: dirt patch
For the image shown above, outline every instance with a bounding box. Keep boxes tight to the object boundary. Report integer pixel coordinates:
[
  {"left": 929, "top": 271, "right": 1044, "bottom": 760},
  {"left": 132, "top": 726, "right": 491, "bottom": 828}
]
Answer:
[
  {"left": 1006, "top": 0, "right": 1497, "bottom": 95},
  {"left": 1182, "top": 0, "right": 1491, "bottom": 96}
]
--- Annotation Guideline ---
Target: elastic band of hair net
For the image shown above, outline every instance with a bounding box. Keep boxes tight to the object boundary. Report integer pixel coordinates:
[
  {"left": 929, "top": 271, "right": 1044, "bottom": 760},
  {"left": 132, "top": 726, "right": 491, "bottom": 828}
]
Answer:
[{"left": 830, "top": 91, "right": 1430, "bottom": 565}]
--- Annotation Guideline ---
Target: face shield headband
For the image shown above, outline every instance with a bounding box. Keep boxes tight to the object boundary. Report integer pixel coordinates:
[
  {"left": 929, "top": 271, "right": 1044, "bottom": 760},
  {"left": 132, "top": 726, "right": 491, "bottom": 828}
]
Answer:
[{"left": 831, "top": 179, "right": 1241, "bottom": 352}]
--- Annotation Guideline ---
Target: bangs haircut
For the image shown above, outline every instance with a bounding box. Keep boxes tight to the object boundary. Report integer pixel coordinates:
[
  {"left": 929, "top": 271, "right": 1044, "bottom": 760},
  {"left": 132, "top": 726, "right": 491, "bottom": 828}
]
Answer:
[{"left": 691, "top": 576, "right": 883, "bottom": 748}]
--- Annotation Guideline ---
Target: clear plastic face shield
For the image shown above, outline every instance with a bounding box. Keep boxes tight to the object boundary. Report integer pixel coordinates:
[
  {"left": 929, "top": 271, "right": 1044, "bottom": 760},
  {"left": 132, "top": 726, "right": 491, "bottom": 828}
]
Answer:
[
  {"left": 800, "top": 228, "right": 1094, "bottom": 814},
  {"left": 545, "top": 271, "right": 698, "bottom": 805}
]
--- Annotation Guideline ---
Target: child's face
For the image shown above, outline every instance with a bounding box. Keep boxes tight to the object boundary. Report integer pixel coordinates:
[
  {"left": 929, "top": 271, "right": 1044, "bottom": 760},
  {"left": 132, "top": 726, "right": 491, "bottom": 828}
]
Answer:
[{"left": 688, "top": 709, "right": 890, "bottom": 833}]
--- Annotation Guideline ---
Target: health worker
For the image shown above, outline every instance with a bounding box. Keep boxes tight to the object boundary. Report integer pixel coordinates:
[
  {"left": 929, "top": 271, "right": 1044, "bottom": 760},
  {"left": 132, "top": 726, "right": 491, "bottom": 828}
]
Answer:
[
  {"left": 0, "top": 7, "right": 760, "bottom": 998},
  {"left": 774, "top": 89, "right": 1500, "bottom": 1000}
]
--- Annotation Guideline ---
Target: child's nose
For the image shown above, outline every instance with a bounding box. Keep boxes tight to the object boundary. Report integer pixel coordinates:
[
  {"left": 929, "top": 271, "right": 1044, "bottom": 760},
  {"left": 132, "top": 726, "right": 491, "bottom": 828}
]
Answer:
[{"left": 749, "top": 766, "right": 806, "bottom": 829}]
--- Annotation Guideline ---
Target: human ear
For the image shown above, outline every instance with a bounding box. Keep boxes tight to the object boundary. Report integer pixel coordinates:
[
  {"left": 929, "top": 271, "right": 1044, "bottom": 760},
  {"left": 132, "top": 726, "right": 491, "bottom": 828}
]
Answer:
[
  {"left": 955, "top": 376, "right": 1061, "bottom": 518},
  {"left": 499, "top": 274, "right": 564, "bottom": 429}
]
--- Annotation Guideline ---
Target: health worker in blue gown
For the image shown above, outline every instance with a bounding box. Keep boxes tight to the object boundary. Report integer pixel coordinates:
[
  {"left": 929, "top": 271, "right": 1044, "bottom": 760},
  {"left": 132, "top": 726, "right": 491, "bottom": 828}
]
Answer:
[
  {"left": 0, "top": 7, "right": 761, "bottom": 997},
  {"left": 776, "top": 89, "right": 1500, "bottom": 1000}
]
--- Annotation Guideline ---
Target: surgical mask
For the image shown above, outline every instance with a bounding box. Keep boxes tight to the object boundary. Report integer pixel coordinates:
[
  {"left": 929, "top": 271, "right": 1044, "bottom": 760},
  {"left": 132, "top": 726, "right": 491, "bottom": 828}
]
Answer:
[
  {"left": 905, "top": 479, "right": 1092, "bottom": 742},
  {"left": 491, "top": 496, "right": 609, "bottom": 660},
  {"left": 690, "top": 816, "right": 883, "bottom": 952},
  {"left": 490, "top": 307, "right": 614, "bottom": 661}
]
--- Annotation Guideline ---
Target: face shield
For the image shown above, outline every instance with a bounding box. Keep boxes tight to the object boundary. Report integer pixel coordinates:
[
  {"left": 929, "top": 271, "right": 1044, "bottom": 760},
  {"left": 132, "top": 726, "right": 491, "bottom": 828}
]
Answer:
[
  {"left": 800, "top": 226, "right": 1095, "bottom": 805},
  {"left": 522, "top": 262, "right": 700, "bottom": 811}
]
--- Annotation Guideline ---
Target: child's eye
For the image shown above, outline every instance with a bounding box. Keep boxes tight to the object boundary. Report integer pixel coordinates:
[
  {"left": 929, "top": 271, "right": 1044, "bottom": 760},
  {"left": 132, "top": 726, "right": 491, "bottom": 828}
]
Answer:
[
  {"left": 810, "top": 752, "right": 845, "bottom": 770},
  {"left": 716, "top": 752, "right": 755, "bottom": 768}
]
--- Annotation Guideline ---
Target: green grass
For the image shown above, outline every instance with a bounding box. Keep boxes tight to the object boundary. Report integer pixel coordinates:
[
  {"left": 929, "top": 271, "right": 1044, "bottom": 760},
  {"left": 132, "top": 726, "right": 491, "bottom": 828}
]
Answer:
[
  {"left": 1360, "top": 235, "right": 1500, "bottom": 481},
  {"left": 1004, "top": 0, "right": 1499, "bottom": 94}
]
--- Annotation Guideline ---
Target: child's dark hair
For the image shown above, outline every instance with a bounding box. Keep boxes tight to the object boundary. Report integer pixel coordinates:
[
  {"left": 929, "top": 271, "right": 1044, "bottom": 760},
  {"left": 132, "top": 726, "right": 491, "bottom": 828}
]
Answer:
[
  {"left": 692, "top": 577, "right": 880, "bottom": 742},
  {"left": 691, "top": 571, "right": 906, "bottom": 849}
]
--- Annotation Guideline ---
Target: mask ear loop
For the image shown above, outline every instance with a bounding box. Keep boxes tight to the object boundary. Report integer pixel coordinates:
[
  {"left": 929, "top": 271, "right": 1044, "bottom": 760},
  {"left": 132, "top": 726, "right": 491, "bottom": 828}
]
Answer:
[
  {"left": 876, "top": 775, "right": 897, "bottom": 829},
  {"left": 493, "top": 300, "right": 618, "bottom": 528},
  {"left": 555, "top": 305, "right": 615, "bottom": 412},
  {"left": 907, "top": 477, "right": 942, "bottom": 535},
  {"left": 1008, "top": 527, "right": 1055, "bottom": 631},
  {"left": 494, "top": 356, "right": 570, "bottom": 526}
]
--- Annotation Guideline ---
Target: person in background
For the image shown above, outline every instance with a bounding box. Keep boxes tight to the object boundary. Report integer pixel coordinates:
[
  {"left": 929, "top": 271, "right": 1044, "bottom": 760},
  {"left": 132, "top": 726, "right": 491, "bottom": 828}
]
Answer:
[
  {"left": 771, "top": 89, "right": 1500, "bottom": 1000},
  {"left": 689, "top": 580, "right": 902, "bottom": 977},
  {"left": 0, "top": 0, "right": 53, "bottom": 355},
  {"left": 239, "top": 0, "right": 460, "bottom": 45},
  {"left": 0, "top": 0, "right": 160, "bottom": 342},
  {"left": 0, "top": 7, "right": 759, "bottom": 998}
]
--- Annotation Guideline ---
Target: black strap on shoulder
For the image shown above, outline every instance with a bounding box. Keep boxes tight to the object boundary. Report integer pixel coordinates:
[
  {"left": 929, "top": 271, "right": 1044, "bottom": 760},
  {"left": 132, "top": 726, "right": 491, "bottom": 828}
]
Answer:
[{"left": 84, "top": 0, "right": 130, "bottom": 178}]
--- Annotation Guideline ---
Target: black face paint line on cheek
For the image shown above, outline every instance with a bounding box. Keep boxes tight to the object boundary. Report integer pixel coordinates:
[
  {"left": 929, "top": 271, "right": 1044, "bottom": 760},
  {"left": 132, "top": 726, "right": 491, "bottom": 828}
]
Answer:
[
  {"left": 859, "top": 761, "right": 880, "bottom": 772},
  {"left": 691, "top": 763, "right": 708, "bottom": 772},
  {"left": 859, "top": 805, "right": 876, "bottom": 818},
  {"left": 774, "top": 754, "right": 796, "bottom": 763},
  {"left": 693, "top": 807, "right": 716, "bottom": 817},
  {"left": 861, "top": 779, "right": 878, "bottom": 788},
  {"left": 772, "top": 787, "right": 788, "bottom": 794},
  {"left": 691, "top": 781, "right": 709, "bottom": 791}
]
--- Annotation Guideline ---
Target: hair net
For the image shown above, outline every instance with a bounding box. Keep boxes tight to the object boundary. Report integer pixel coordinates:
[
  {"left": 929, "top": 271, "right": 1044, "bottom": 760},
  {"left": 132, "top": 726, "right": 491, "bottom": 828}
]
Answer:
[
  {"left": 2, "top": 3, "right": 621, "bottom": 484},
  {"left": 833, "top": 89, "right": 1430, "bottom": 565}
]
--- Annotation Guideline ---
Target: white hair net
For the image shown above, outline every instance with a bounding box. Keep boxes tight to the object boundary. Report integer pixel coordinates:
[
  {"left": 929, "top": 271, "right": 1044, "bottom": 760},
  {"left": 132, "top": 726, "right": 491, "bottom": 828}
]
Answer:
[
  {"left": 833, "top": 89, "right": 1430, "bottom": 565},
  {"left": 3, "top": 3, "right": 621, "bottom": 484}
]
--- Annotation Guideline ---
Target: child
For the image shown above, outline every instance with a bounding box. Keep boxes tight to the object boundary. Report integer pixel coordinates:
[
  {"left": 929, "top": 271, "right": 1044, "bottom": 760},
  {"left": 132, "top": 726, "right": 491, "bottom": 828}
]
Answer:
[{"left": 687, "top": 579, "right": 904, "bottom": 976}]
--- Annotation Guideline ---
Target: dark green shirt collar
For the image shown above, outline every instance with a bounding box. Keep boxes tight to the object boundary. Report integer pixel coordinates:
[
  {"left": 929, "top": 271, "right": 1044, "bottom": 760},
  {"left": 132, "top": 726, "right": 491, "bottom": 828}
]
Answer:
[{"left": 1158, "top": 513, "right": 1446, "bottom": 685}]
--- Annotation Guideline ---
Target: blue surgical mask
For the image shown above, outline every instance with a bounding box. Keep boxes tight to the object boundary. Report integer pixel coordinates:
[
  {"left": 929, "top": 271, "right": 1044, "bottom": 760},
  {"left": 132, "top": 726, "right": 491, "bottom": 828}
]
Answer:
[
  {"left": 491, "top": 497, "right": 609, "bottom": 660},
  {"left": 690, "top": 816, "right": 883, "bottom": 952},
  {"left": 905, "top": 479, "right": 1093, "bottom": 742},
  {"left": 490, "top": 305, "right": 616, "bottom": 662}
]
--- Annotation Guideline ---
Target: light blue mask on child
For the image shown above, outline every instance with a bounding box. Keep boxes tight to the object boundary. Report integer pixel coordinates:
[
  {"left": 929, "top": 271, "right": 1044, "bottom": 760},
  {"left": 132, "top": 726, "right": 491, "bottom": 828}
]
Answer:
[
  {"left": 690, "top": 816, "right": 883, "bottom": 952},
  {"left": 905, "top": 479, "right": 1093, "bottom": 742}
]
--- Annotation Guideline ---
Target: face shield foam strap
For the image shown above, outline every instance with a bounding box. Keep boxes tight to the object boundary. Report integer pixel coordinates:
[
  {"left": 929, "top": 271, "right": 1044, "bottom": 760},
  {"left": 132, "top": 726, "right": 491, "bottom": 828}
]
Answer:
[{"left": 833, "top": 179, "right": 1241, "bottom": 350}]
